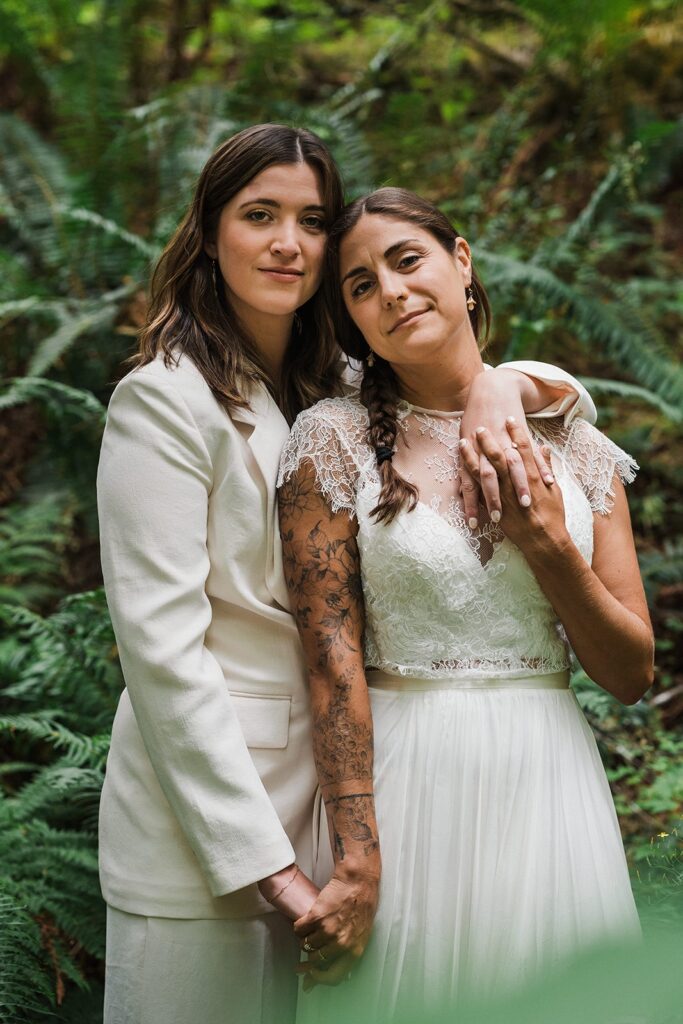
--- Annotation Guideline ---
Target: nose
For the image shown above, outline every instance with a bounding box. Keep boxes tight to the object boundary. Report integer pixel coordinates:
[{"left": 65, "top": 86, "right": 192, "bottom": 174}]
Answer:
[
  {"left": 379, "top": 271, "right": 407, "bottom": 309},
  {"left": 270, "top": 220, "right": 302, "bottom": 260}
]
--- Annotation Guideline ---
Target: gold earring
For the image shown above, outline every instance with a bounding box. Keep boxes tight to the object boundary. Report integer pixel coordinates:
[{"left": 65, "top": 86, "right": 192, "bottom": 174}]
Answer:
[{"left": 466, "top": 287, "right": 477, "bottom": 312}]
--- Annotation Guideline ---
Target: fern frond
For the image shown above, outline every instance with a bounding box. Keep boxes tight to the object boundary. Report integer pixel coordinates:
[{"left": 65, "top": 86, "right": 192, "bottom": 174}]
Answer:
[
  {"left": 0, "top": 890, "right": 54, "bottom": 1021},
  {"left": 0, "top": 377, "right": 105, "bottom": 424},
  {"left": 577, "top": 377, "right": 683, "bottom": 423},
  {"left": 53, "top": 203, "right": 158, "bottom": 259},
  {"left": 0, "top": 713, "right": 110, "bottom": 769},
  {"left": 476, "top": 249, "right": 683, "bottom": 407}
]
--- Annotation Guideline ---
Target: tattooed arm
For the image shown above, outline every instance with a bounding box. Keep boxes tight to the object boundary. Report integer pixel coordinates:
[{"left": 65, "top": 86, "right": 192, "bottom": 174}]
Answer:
[{"left": 279, "top": 458, "right": 380, "bottom": 986}]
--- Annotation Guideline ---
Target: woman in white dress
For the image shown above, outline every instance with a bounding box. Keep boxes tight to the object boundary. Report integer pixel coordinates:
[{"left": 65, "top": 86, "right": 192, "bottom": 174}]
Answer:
[
  {"left": 97, "top": 126, "right": 591, "bottom": 1023},
  {"left": 277, "top": 188, "right": 654, "bottom": 1022}
]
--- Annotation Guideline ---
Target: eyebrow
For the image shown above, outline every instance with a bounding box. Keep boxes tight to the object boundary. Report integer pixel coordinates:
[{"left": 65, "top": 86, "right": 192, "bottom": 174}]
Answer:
[
  {"left": 238, "top": 198, "right": 326, "bottom": 212},
  {"left": 341, "top": 239, "right": 420, "bottom": 285}
]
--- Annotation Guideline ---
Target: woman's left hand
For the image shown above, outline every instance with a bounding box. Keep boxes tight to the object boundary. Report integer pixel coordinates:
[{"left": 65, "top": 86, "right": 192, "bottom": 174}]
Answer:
[
  {"left": 459, "top": 418, "right": 570, "bottom": 556},
  {"left": 459, "top": 369, "right": 555, "bottom": 529}
]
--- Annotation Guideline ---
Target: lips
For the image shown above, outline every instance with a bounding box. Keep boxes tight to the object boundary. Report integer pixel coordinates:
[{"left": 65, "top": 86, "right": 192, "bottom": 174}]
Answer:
[
  {"left": 258, "top": 267, "right": 304, "bottom": 279},
  {"left": 389, "top": 308, "right": 429, "bottom": 334}
]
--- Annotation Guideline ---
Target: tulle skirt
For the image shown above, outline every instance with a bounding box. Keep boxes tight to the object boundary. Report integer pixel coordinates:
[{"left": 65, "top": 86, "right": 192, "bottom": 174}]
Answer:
[{"left": 297, "top": 670, "right": 640, "bottom": 1024}]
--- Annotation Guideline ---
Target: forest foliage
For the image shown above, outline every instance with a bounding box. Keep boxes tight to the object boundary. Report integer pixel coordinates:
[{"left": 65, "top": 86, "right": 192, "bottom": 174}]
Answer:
[{"left": 0, "top": 1, "right": 682, "bottom": 1019}]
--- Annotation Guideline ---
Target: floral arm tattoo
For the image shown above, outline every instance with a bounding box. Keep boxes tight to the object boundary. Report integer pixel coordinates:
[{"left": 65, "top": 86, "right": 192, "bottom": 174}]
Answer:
[{"left": 279, "top": 460, "right": 379, "bottom": 869}]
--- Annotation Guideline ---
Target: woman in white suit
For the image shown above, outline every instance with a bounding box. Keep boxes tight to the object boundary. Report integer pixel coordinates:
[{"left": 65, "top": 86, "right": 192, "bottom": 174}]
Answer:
[{"left": 96, "top": 123, "right": 596, "bottom": 1023}]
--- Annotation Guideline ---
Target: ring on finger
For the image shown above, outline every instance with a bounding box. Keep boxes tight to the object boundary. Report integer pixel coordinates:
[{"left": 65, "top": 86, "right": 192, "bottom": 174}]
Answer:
[{"left": 303, "top": 940, "right": 315, "bottom": 954}]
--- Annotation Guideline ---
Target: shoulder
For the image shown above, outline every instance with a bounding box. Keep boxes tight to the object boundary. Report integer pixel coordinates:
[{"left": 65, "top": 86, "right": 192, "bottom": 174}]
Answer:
[
  {"left": 292, "top": 395, "right": 367, "bottom": 435},
  {"left": 532, "top": 418, "right": 638, "bottom": 515},
  {"left": 110, "top": 352, "right": 217, "bottom": 421},
  {"left": 107, "top": 352, "right": 247, "bottom": 468},
  {"left": 278, "top": 398, "right": 369, "bottom": 513}
]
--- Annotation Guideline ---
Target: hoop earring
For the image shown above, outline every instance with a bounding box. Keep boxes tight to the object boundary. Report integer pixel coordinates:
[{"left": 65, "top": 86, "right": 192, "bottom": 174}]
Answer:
[{"left": 466, "top": 286, "right": 477, "bottom": 312}]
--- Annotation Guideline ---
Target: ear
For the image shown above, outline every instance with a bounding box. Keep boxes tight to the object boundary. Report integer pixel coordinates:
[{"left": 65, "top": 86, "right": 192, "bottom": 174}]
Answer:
[
  {"left": 204, "top": 240, "right": 217, "bottom": 260},
  {"left": 453, "top": 237, "right": 472, "bottom": 287}
]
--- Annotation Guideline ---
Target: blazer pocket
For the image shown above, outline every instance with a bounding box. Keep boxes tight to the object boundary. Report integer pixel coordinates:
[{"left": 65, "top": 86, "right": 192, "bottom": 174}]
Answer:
[{"left": 229, "top": 691, "right": 291, "bottom": 750}]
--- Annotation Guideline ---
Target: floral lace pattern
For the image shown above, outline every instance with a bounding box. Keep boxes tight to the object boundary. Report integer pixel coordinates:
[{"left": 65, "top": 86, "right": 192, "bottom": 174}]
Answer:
[{"left": 278, "top": 397, "right": 638, "bottom": 680}]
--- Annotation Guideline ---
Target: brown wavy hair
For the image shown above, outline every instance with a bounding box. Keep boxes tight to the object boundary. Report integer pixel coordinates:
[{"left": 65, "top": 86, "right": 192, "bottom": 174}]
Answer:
[
  {"left": 134, "top": 123, "right": 345, "bottom": 424},
  {"left": 324, "top": 186, "right": 492, "bottom": 524}
]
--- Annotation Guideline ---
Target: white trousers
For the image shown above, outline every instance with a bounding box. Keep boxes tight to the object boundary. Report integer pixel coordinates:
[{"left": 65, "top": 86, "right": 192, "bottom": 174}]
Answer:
[{"left": 104, "top": 906, "right": 300, "bottom": 1024}]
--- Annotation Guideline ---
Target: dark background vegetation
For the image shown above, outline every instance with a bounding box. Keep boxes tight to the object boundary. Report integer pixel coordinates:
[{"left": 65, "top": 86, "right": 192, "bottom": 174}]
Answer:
[{"left": 0, "top": 1, "right": 681, "bottom": 1020}]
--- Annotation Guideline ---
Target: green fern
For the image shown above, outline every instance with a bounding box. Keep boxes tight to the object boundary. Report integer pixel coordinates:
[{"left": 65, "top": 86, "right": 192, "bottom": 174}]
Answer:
[
  {"left": 478, "top": 248, "right": 683, "bottom": 408},
  {"left": 577, "top": 377, "right": 683, "bottom": 424},
  {"left": 0, "top": 890, "right": 54, "bottom": 1023}
]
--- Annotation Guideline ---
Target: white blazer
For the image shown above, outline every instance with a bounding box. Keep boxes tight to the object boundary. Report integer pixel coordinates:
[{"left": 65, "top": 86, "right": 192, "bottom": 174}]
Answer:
[{"left": 97, "top": 353, "right": 595, "bottom": 920}]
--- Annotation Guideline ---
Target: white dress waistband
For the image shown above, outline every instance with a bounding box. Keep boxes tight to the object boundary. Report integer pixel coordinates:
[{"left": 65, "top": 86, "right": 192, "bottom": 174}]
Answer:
[{"left": 365, "top": 669, "right": 571, "bottom": 692}]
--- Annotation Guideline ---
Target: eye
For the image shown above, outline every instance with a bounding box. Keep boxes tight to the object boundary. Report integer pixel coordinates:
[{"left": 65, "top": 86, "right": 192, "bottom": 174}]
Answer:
[
  {"left": 350, "top": 279, "right": 374, "bottom": 299},
  {"left": 245, "top": 209, "right": 272, "bottom": 223},
  {"left": 301, "top": 214, "right": 326, "bottom": 231},
  {"left": 398, "top": 253, "right": 421, "bottom": 269}
]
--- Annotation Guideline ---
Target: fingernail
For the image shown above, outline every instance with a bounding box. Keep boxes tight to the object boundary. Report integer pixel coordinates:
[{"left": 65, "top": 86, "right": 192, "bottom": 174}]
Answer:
[
  {"left": 475, "top": 426, "right": 485, "bottom": 435},
  {"left": 544, "top": 474, "right": 554, "bottom": 484},
  {"left": 506, "top": 416, "right": 516, "bottom": 424},
  {"left": 491, "top": 510, "right": 501, "bottom": 523},
  {"left": 520, "top": 495, "right": 532, "bottom": 508},
  {"left": 469, "top": 517, "right": 478, "bottom": 530},
  {"left": 458, "top": 438, "right": 467, "bottom": 449}
]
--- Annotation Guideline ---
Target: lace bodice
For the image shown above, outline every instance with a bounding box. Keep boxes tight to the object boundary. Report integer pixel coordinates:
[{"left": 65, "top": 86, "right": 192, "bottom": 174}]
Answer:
[{"left": 278, "top": 397, "right": 637, "bottom": 679}]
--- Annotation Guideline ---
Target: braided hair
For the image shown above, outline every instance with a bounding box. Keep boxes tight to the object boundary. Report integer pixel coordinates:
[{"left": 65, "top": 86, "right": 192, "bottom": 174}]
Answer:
[
  {"left": 360, "top": 356, "right": 418, "bottom": 524},
  {"left": 324, "top": 187, "right": 491, "bottom": 525}
]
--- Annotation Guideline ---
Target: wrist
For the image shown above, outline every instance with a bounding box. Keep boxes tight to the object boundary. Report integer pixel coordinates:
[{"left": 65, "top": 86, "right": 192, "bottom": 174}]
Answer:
[
  {"left": 257, "top": 862, "right": 298, "bottom": 901},
  {"left": 522, "top": 527, "right": 576, "bottom": 567},
  {"left": 334, "top": 853, "right": 382, "bottom": 884}
]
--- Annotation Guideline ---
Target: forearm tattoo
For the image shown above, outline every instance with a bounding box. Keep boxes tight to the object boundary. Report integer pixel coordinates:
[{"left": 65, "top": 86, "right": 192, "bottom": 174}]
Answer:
[
  {"left": 279, "top": 465, "right": 379, "bottom": 862},
  {"left": 325, "top": 793, "right": 379, "bottom": 861}
]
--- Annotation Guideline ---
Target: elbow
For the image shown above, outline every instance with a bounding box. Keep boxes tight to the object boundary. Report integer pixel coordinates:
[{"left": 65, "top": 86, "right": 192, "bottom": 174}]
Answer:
[{"left": 619, "top": 640, "right": 656, "bottom": 706}]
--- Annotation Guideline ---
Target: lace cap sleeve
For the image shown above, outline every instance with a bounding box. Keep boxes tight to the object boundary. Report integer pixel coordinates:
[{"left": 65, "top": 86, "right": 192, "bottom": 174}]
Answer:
[
  {"left": 278, "top": 398, "right": 368, "bottom": 518},
  {"left": 535, "top": 418, "right": 638, "bottom": 515}
]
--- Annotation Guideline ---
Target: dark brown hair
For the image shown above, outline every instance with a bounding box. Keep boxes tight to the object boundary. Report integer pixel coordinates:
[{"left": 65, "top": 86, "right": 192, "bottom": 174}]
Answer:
[
  {"left": 134, "top": 123, "right": 345, "bottom": 424},
  {"left": 324, "top": 186, "right": 492, "bottom": 524}
]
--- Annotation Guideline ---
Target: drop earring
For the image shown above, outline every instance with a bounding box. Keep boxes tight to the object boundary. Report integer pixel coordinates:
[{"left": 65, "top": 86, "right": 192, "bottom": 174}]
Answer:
[
  {"left": 466, "top": 286, "right": 477, "bottom": 312},
  {"left": 366, "top": 351, "right": 375, "bottom": 367},
  {"left": 211, "top": 259, "right": 218, "bottom": 295}
]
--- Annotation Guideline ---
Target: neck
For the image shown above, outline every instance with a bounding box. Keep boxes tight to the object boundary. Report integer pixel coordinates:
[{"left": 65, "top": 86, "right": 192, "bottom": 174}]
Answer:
[
  {"left": 232, "top": 302, "right": 294, "bottom": 383},
  {"left": 392, "top": 336, "right": 485, "bottom": 412}
]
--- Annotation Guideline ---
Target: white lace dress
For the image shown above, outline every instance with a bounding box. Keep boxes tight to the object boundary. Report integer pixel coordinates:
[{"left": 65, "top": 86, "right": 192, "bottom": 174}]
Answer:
[{"left": 278, "top": 397, "right": 641, "bottom": 1023}]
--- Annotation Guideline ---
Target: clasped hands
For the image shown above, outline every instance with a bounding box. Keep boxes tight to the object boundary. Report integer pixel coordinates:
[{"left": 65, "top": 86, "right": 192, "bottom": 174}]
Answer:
[
  {"left": 258, "top": 864, "right": 378, "bottom": 990},
  {"left": 293, "top": 869, "right": 379, "bottom": 990}
]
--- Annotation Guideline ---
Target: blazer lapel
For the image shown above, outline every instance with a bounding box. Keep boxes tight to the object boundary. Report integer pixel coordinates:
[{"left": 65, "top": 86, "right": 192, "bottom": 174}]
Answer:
[{"left": 231, "top": 385, "right": 292, "bottom": 610}]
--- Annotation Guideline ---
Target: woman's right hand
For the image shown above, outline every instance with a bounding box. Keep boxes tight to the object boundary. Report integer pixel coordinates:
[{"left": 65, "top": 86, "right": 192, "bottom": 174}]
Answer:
[{"left": 258, "top": 864, "right": 320, "bottom": 922}]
